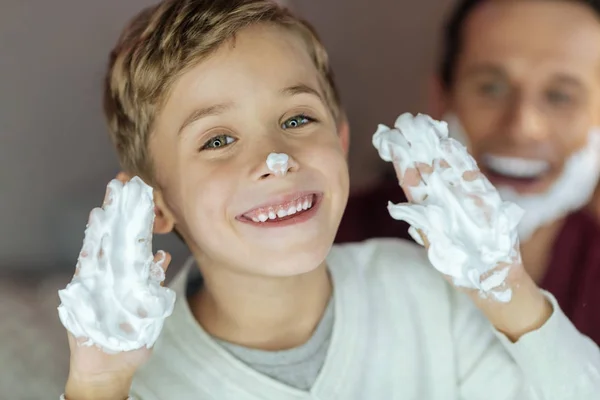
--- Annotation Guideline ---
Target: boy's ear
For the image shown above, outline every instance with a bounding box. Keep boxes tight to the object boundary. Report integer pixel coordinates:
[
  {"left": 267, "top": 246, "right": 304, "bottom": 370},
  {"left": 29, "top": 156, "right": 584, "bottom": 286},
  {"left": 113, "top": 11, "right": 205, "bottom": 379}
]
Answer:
[
  {"left": 115, "top": 172, "right": 176, "bottom": 234},
  {"left": 337, "top": 111, "right": 350, "bottom": 155},
  {"left": 152, "top": 190, "right": 176, "bottom": 234}
]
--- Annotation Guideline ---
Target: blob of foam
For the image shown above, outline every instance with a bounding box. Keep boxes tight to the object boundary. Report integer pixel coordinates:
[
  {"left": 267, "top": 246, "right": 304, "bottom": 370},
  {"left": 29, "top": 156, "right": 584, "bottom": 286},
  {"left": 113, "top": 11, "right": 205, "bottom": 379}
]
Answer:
[
  {"left": 266, "top": 152, "right": 289, "bottom": 176},
  {"left": 372, "top": 113, "right": 524, "bottom": 302},
  {"left": 57, "top": 177, "right": 176, "bottom": 353}
]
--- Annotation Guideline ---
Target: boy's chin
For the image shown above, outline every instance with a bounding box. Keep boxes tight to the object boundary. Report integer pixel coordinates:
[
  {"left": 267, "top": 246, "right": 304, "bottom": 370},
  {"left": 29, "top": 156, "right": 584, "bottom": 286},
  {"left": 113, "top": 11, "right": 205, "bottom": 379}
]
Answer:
[
  {"left": 259, "top": 260, "right": 326, "bottom": 278},
  {"left": 245, "top": 244, "right": 332, "bottom": 278}
]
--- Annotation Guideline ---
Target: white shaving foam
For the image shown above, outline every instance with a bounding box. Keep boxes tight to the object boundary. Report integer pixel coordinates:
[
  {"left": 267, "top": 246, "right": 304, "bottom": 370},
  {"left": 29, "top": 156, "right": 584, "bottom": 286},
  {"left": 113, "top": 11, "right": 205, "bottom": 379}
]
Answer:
[
  {"left": 445, "top": 112, "right": 600, "bottom": 241},
  {"left": 373, "top": 113, "right": 524, "bottom": 302},
  {"left": 498, "top": 134, "right": 600, "bottom": 240},
  {"left": 266, "top": 153, "right": 289, "bottom": 176},
  {"left": 57, "top": 177, "right": 176, "bottom": 353}
]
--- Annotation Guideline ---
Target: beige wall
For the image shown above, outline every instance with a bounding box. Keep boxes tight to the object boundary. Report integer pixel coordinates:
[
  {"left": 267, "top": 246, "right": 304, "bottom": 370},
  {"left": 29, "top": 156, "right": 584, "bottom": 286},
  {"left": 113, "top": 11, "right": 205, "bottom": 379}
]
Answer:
[
  {"left": 293, "top": 0, "right": 455, "bottom": 188},
  {"left": 0, "top": 0, "right": 455, "bottom": 270}
]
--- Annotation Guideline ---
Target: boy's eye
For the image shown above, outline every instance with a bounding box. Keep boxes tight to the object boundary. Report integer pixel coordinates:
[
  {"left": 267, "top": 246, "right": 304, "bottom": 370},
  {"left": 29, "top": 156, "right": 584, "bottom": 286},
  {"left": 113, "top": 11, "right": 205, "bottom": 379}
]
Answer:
[
  {"left": 201, "top": 134, "right": 235, "bottom": 150},
  {"left": 281, "top": 114, "right": 314, "bottom": 129}
]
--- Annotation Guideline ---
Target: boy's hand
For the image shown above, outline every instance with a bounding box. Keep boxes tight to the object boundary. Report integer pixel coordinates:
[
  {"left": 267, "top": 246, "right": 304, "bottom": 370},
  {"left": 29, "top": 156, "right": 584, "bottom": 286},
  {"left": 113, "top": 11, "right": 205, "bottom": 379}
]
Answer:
[
  {"left": 65, "top": 254, "right": 171, "bottom": 400},
  {"left": 385, "top": 121, "right": 552, "bottom": 342},
  {"left": 411, "top": 223, "right": 551, "bottom": 342},
  {"left": 63, "top": 181, "right": 173, "bottom": 399}
]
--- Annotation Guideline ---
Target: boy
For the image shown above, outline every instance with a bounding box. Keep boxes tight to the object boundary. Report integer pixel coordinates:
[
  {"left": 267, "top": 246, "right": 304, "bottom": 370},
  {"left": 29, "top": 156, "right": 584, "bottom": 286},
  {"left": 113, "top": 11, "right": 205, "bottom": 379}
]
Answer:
[{"left": 63, "top": 0, "right": 600, "bottom": 399}]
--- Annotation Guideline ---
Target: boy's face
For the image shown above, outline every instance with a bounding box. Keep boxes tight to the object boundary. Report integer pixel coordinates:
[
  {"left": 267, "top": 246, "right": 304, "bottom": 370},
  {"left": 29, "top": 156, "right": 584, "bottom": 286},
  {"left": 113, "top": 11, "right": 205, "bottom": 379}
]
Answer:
[{"left": 149, "top": 24, "right": 349, "bottom": 276}]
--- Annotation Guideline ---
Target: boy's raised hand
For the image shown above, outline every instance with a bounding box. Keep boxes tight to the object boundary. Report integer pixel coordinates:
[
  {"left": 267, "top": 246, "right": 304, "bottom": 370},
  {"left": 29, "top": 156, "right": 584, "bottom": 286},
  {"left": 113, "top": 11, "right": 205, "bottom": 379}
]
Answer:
[
  {"left": 376, "top": 114, "right": 552, "bottom": 341},
  {"left": 61, "top": 177, "right": 174, "bottom": 399}
]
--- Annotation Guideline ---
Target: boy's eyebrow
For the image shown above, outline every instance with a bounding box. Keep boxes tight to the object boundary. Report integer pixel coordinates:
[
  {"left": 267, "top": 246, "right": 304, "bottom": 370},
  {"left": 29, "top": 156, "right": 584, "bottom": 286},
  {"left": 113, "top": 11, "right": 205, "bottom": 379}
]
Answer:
[
  {"left": 178, "top": 103, "right": 233, "bottom": 135},
  {"left": 280, "top": 84, "right": 323, "bottom": 101},
  {"left": 177, "top": 84, "right": 320, "bottom": 135}
]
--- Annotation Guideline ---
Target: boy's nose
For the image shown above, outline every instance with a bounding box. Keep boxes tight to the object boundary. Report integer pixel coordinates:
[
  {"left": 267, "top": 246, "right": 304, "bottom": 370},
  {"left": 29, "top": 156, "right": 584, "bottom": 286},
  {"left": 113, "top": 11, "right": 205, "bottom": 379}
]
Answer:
[{"left": 255, "top": 152, "right": 300, "bottom": 180}]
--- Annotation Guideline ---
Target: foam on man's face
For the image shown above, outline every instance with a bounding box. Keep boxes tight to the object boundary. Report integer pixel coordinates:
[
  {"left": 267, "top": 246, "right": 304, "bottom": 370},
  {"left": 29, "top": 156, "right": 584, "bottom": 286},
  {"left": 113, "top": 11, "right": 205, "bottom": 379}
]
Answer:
[
  {"left": 445, "top": 113, "right": 600, "bottom": 241},
  {"left": 148, "top": 24, "right": 349, "bottom": 276}
]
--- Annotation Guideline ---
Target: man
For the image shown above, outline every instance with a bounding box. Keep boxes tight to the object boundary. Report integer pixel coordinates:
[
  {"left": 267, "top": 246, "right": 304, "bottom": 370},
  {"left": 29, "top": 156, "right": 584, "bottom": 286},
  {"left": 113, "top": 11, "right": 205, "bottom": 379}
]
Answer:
[{"left": 337, "top": 0, "right": 600, "bottom": 345}]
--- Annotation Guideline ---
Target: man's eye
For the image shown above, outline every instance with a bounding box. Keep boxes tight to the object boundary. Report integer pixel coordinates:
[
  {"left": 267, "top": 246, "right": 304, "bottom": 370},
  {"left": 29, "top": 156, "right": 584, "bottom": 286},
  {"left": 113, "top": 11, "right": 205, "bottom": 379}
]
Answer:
[
  {"left": 281, "top": 114, "right": 315, "bottom": 129},
  {"left": 546, "top": 90, "right": 572, "bottom": 105},
  {"left": 478, "top": 82, "right": 507, "bottom": 98},
  {"left": 201, "top": 134, "right": 235, "bottom": 150}
]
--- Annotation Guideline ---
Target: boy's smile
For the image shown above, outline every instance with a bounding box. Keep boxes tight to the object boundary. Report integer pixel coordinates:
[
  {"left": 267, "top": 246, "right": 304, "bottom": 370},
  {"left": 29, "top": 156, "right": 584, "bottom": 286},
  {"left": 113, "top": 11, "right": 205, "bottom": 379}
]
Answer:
[
  {"left": 237, "top": 191, "right": 322, "bottom": 226},
  {"left": 148, "top": 24, "right": 349, "bottom": 277}
]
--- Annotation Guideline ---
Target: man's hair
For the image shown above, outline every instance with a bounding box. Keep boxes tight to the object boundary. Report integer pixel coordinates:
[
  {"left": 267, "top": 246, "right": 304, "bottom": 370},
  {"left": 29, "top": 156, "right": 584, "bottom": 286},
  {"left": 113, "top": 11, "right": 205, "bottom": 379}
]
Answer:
[
  {"left": 439, "top": 0, "right": 600, "bottom": 90},
  {"left": 104, "top": 0, "right": 340, "bottom": 183}
]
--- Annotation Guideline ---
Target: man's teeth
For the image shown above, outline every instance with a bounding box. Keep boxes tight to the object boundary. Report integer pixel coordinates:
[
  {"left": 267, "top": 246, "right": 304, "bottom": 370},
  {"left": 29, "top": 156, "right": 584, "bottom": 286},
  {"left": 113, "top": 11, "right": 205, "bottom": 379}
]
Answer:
[
  {"left": 249, "top": 196, "right": 313, "bottom": 223},
  {"left": 483, "top": 154, "right": 550, "bottom": 179}
]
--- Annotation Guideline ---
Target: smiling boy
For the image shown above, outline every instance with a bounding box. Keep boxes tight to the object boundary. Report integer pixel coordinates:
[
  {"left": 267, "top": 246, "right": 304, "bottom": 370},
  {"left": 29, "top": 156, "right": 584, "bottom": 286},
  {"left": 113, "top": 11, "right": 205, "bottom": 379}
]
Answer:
[{"left": 63, "top": 1, "right": 600, "bottom": 399}]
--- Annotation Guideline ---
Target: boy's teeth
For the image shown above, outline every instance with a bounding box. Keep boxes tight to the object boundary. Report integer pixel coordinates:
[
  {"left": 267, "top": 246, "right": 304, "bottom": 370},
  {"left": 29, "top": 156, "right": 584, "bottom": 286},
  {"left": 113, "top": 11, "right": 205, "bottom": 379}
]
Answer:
[
  {"left": 244, "top": 194, "right": 315, "bottom": 222},
  {"left": 483, "top": 154, "right": 550, "bottom": 179}
]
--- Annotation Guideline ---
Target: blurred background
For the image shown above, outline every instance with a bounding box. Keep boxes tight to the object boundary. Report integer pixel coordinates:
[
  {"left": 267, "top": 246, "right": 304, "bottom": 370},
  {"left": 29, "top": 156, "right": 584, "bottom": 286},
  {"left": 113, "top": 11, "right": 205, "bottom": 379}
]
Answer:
[{"left": 0, "top": 0, "right": 454, "bottom": 398}]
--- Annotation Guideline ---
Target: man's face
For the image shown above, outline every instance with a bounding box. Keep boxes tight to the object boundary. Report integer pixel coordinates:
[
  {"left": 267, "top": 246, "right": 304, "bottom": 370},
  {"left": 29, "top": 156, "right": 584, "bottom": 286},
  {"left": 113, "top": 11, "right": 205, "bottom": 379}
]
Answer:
[
  {"left": 448, "top": 0, "right": 600, "bottom": 195},
  {"left": 149, "top": 24, "right": 349, "bottom": 276}
]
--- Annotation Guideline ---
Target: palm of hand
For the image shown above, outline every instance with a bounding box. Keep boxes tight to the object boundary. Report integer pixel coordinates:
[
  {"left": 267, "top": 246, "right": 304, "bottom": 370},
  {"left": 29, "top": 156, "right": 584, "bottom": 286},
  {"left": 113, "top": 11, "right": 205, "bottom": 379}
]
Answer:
[
  {"left": 63, "top": 177, "right": 173, "bottom": 383},
  {"left": 377, "top": 114, "right": 524, "bottom": 301}
]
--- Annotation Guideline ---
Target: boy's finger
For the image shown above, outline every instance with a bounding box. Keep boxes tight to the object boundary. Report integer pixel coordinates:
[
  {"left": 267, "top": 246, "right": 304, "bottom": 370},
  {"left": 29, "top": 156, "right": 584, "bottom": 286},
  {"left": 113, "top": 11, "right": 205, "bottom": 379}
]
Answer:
[
  {"left": 150, "top": 251, "right": 171, "bottom": 285},
  {"left": 394, "top": 165, "right": 423, "bottom": 203},
  {"left": 102, "top": 186, "right": 113, "bottom": 209},
  {"left": 413, "top": 161, "right": 434, "bottom": 187},
  {"left": 437, "top": 159, "right": 451, "bottom": 169},
  {"left": 417, "top": 229, "right": 430, "bottom": 248},
  {"left": 462, "top": 169, "right": 483, "bottom": 182},
  {"left": 154, "top": 250, "right": 171, "bottom": 271}
]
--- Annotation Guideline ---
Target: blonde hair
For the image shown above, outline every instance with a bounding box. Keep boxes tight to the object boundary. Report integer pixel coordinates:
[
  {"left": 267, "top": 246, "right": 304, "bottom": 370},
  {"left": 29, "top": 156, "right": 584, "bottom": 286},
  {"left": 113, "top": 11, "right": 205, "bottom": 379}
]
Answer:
[{"left": 103, "top": 0, "right": 341, "bottom": 183}]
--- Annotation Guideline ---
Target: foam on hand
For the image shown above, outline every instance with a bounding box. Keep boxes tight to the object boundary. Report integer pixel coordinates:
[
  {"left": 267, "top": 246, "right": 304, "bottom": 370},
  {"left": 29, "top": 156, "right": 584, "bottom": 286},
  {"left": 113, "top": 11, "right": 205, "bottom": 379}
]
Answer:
[
  {"left": 373, "top": 113, "right": 524, "bottom": 302},
  {"left": 58, "top": 177, "right": 176, "bottom": 353},
  {"left": 266, "top": 153, "right": 289, "bottom": 176}
]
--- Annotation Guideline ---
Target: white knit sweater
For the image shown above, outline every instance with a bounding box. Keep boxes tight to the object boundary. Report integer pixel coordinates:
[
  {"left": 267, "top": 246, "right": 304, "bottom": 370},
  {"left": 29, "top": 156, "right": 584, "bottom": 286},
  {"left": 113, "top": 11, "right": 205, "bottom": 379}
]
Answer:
[{"left": 131, "top": 239, "right": 600, "bottom": 399}]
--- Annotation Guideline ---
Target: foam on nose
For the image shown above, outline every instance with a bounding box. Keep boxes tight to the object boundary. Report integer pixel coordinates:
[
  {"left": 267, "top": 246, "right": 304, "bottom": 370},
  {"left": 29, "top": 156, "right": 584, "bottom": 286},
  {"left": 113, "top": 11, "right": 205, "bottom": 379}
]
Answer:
[{"left": 266, "top": 153, "right": 289, "bottom": 176}]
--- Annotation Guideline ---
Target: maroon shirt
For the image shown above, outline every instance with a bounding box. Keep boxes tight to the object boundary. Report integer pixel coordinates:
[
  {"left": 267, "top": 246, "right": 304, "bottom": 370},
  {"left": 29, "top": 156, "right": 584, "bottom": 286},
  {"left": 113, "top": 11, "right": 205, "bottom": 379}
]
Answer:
[{"left": 336, "top": 179, "right": 600, "bottom": 346}]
